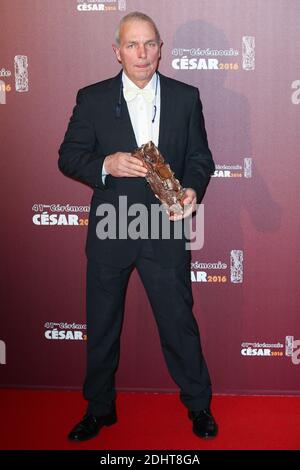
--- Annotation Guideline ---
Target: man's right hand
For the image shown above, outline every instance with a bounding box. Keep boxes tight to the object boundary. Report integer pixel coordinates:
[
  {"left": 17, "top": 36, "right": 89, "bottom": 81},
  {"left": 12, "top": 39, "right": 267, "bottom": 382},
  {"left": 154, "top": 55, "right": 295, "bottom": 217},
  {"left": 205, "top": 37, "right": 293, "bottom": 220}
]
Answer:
[{"left": 104, "top": 152, "right": 148, "bottom": 178}]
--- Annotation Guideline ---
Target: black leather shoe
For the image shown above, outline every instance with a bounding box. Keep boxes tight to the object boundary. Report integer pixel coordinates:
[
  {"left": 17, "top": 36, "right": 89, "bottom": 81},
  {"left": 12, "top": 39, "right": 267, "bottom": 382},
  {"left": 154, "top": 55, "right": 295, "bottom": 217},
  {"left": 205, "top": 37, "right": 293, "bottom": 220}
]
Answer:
[
  {"left": 68, "top": 407, "right": 117, "bottom": 442},
  {"left": 188, "top": 409, "right": 218, "bottom": 439}
]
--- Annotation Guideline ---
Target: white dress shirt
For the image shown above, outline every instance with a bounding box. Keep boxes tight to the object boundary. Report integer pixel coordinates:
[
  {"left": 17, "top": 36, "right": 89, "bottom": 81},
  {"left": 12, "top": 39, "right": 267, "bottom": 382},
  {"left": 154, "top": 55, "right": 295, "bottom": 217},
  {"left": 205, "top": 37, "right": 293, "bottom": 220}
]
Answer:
[{"left": 102, "top": 71, "right": 161, "bottom": 182}]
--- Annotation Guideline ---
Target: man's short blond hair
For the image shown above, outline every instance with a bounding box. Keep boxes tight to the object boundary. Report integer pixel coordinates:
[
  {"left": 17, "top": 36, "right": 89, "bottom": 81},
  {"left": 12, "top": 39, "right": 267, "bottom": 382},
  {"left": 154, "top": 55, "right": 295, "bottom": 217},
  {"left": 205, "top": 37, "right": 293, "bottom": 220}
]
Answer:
[{"left": 114, "top": 11, "right": 161, "bottom": 45}]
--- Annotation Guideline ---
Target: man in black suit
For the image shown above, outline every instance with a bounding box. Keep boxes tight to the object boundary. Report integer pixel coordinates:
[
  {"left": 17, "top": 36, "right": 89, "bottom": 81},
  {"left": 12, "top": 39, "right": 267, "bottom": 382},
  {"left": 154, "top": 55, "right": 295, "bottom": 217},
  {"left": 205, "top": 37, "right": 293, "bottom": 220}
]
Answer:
[{"left": 59, "top": 11, "right": 217, "bottom": 441}]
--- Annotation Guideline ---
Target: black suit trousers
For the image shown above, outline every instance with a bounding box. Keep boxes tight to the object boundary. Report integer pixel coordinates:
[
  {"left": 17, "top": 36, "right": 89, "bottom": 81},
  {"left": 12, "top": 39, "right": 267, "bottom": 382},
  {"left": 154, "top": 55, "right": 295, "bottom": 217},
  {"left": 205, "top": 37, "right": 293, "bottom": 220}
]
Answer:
[{"left": 84, "top": 239, "right": 212, "bottom": 416}]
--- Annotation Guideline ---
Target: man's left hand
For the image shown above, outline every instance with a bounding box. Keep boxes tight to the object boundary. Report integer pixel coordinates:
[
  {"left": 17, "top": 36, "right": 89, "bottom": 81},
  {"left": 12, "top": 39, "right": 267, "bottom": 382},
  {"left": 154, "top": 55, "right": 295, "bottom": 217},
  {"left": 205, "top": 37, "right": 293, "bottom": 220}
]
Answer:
[{"left": 169, "top": 188, "right": 197, "bottom": 221}]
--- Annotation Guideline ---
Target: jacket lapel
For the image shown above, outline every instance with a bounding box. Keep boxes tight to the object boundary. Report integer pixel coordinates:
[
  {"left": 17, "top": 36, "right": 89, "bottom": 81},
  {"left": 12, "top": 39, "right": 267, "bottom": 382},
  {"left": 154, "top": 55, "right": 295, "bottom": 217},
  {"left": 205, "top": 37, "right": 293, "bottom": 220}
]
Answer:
[{"left": 157, "top": 73, "right": 175, "bottom": 162}]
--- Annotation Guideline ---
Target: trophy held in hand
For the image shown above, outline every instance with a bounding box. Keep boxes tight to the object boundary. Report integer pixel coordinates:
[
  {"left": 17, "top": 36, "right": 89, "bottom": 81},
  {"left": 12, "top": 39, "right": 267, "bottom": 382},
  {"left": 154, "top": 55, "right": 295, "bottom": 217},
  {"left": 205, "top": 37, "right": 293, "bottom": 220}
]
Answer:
[{"left": 132, "top": 141, "right": 185, "bottom": 216}]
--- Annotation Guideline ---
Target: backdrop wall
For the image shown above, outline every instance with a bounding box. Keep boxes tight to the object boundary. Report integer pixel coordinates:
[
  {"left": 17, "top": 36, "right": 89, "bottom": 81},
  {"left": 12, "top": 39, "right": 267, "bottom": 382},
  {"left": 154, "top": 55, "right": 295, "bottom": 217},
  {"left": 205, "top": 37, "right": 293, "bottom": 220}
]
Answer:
[{"left": 1, "top": 0, "right": 299, "bottom": 395}]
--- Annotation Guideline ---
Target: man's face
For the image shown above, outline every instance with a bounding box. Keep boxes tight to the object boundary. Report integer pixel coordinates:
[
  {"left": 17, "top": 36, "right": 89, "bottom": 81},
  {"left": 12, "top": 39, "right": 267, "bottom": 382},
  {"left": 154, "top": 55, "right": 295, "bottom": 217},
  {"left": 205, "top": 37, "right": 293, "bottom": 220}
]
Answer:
[{"left": 113, "top": 19, "right": 161, "bottom": 88}]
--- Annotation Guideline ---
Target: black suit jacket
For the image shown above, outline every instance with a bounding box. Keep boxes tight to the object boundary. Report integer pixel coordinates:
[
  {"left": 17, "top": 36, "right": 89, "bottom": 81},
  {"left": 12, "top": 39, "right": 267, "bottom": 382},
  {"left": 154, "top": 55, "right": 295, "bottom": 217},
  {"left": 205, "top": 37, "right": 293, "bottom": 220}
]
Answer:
[{"left": 58, "top": 71, "right": 215, "bottom": 267}]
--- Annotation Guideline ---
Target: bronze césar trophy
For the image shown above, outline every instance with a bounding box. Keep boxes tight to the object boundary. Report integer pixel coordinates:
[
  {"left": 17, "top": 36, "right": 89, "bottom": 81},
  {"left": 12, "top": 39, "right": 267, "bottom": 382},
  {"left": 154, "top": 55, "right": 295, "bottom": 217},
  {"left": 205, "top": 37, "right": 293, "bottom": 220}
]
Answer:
[{"left": 132, "top": 141, "right": 186, "bottom": 216}]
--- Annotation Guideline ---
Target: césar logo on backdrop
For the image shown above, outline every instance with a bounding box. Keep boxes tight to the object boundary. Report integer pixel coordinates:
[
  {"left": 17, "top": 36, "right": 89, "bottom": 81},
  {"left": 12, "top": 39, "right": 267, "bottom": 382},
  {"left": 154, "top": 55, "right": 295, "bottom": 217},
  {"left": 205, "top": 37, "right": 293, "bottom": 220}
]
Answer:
[
  {"left": 32, "top": 203, "right": 90, "bottom": 226},
  {"left": 241, "top": 336, "right": 300, "bottom": 365},
  {"left": 291, "top": 80, "right": 300, "bottom": 104},
  {"left": 212, "top": 158, "right": 253, "bottom": 178},
  {"left": 172, "top": 36, "right": 255, "bottom": 72},
  {"left": 44, "top": 322, "right": 87, "bottom": 341},
  {"left": 0, "top": 55, "right": 28, "bottom": 105},
  {"left": 0, "top": 340, "right": 6, "bottom": 365},
  {"left": 75, "top": 0, "right": 126, "bottom": 12},
  {"left": 191, "top": 250, "right": 244, "bottom": 284}
]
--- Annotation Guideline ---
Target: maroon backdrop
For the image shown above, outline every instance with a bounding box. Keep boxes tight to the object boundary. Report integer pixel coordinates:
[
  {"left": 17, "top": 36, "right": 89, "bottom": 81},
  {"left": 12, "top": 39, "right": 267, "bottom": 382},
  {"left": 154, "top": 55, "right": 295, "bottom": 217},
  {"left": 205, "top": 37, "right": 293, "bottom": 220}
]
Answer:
[{"left": 1, "top": 0, "right": 300, "bottom": 395}]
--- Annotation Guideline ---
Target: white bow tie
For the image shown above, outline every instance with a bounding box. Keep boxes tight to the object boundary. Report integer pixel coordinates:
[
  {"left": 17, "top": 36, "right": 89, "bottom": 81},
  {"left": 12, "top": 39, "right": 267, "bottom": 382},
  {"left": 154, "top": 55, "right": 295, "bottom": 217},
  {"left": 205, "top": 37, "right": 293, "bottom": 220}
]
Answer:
[{"left": 123, "top": 87, "right": 155, "bottom": 103}]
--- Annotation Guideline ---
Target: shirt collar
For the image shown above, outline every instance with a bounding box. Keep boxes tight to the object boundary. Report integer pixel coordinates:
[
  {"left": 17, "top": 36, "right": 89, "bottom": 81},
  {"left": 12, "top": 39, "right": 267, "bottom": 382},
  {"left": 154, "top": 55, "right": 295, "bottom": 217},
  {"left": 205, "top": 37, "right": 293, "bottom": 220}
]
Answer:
[{"left": 122, "top": 71, "right": 157, "bottom": 91}]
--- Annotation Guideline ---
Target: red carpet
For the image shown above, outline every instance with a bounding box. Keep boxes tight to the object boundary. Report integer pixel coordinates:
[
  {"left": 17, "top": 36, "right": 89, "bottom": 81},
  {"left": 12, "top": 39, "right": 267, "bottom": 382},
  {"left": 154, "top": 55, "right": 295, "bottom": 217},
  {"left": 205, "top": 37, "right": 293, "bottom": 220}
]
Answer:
[{"left": 0, "top": 389, "right": 299, "bottom": 450}]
